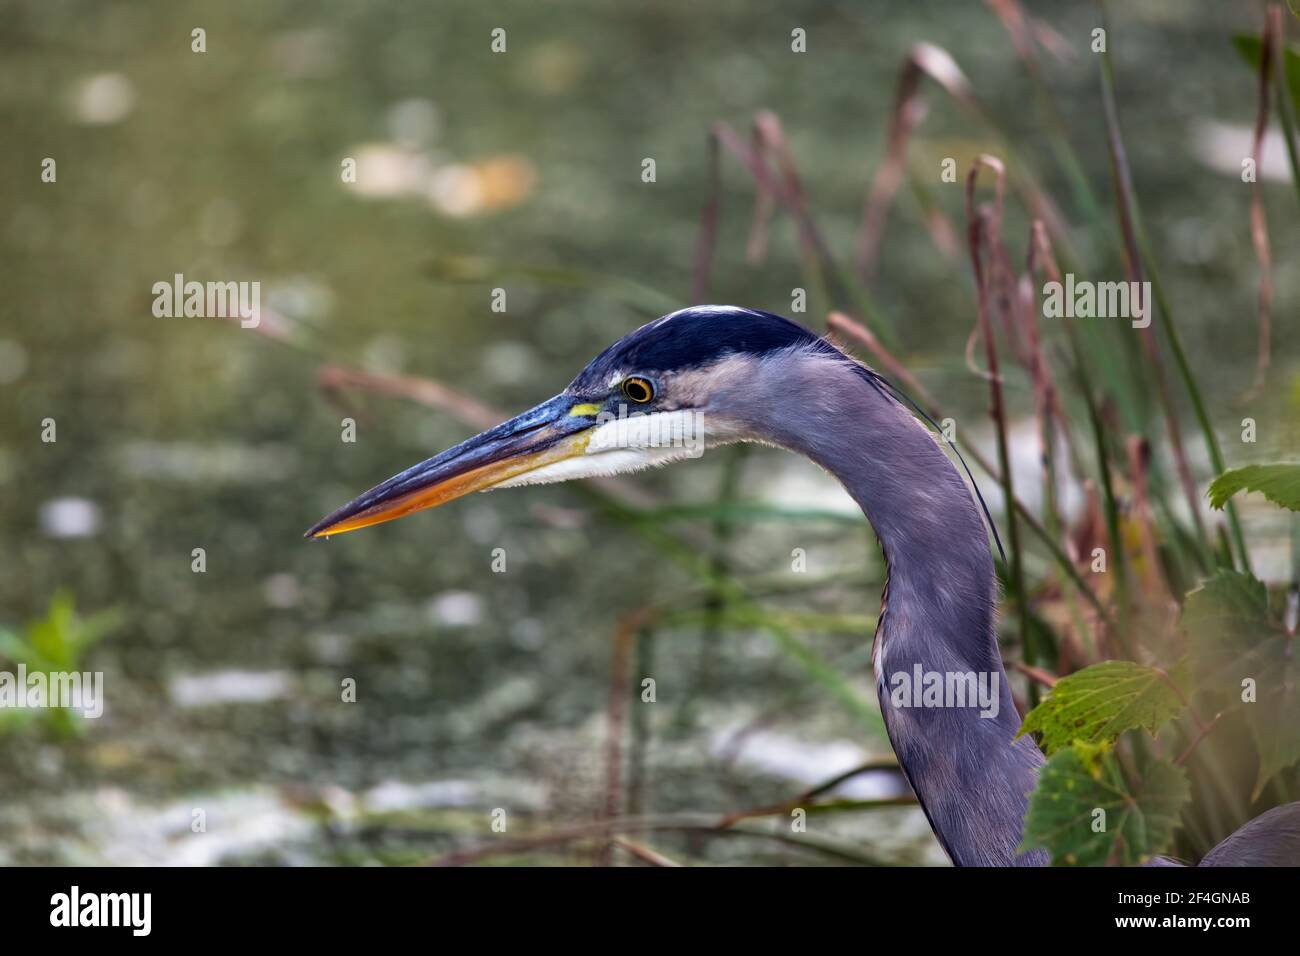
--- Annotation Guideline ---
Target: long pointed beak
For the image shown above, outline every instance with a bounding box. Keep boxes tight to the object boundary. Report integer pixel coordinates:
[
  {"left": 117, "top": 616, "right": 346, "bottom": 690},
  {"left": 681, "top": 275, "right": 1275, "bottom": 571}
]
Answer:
[{"left": 305, "top": 395, "right": 595, "bottom": 538}]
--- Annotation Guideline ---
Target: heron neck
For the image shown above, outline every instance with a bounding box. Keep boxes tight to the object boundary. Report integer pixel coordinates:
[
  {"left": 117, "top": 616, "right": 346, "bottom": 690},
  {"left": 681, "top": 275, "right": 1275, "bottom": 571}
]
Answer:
[{"left": 738, "top": 352, "right": 1045, "bottom": 866}]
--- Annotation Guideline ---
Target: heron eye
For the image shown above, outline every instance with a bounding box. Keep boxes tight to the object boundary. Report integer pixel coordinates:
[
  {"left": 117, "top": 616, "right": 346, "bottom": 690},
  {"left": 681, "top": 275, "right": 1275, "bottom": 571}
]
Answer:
[{"left": 622, "top": 376, "right": 654, "bottom": 404}]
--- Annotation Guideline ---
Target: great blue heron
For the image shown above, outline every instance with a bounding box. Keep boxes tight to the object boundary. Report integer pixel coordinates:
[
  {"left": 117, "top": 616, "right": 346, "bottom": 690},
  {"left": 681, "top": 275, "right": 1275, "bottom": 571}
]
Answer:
[{"left": 308, "top": 305, "right": 1300, "bottom": 866}]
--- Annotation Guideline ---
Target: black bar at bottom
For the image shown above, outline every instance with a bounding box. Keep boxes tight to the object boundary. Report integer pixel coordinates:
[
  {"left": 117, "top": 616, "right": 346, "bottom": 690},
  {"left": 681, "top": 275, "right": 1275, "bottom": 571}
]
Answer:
[{"left": 0, "top": 864, "right": 1285, "bottom": 941}]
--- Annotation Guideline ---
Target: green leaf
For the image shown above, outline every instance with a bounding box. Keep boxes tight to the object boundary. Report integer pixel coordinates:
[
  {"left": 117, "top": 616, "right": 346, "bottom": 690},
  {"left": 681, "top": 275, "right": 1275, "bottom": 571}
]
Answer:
[
  {"left": 1182, "top": 570, "right": 1300, "bottom": 798},
  {"left": 26, "top": 589, "right": 76, "bottom": 669},
  {"left": 0, "top": 628, "right": 31, "bottom": 665},
  {"left": 14, "top": 591, "right": 120, "bottom": 672},
  {"left": 1208, "top": 464, "right": 1300, "bottom": 512},
  {"left": 1233, "top": 34, "right": 1300, "bottom": 112},
  {"left": 0, "top": 594, "right": 119, "bottom": 739},
  {"left": 1020, "top": 743, "right": 1190, "bottom": 866},
  {"left": 1017, "top": 661, "right": 1186, "bottom": 754},
  {"left": 1182, "top": 570, "right": 1272, "bottom": 648}
]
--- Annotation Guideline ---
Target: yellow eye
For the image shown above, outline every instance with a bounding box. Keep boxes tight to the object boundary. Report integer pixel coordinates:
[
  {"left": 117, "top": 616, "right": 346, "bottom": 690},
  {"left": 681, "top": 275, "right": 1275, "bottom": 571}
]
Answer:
[{"left": 621, "top": 376, "right": 655, "bottom": 404}]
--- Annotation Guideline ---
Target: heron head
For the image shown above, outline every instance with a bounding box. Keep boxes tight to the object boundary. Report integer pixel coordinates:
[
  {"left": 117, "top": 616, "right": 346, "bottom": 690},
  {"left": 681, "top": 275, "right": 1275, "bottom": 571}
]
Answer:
[{"left": 306, "top": 306, "right": 846, "bottom": 538}]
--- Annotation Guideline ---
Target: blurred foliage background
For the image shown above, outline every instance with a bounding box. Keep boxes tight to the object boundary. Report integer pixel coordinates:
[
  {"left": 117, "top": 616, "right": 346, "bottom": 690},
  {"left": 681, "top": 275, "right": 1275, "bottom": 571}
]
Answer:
[{"left": 0, "top": 0, "right": 1296, "bottom": 864}]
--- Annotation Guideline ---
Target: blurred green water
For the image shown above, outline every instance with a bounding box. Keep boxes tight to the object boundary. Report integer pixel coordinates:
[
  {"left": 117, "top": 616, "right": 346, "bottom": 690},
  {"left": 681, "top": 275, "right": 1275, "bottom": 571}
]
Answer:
[{"left": 0, "top": 0, "right": 1295, "bottom": 864}]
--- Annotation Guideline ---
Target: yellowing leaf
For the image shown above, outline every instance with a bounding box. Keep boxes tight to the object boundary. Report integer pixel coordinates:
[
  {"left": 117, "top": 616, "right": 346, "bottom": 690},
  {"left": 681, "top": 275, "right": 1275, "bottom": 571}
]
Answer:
[
  {"left": 1017, "top": 661, "right": 1185, "bottom": 755},
  {"left": 1020, "top": 744, "right": 1189, "bottom": 866}
]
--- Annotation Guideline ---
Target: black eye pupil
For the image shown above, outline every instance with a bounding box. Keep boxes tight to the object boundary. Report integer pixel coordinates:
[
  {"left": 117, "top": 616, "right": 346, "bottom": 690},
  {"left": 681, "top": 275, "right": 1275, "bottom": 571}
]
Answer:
[{"left": 624, "top": 378, "right": 652, "bottom": 402}]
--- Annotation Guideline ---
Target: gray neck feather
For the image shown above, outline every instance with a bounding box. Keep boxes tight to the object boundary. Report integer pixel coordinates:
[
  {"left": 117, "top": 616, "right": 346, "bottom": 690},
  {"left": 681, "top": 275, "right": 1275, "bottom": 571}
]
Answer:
[{"left": 718, "top": 348, "right": 1046, "bottom": 866}]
